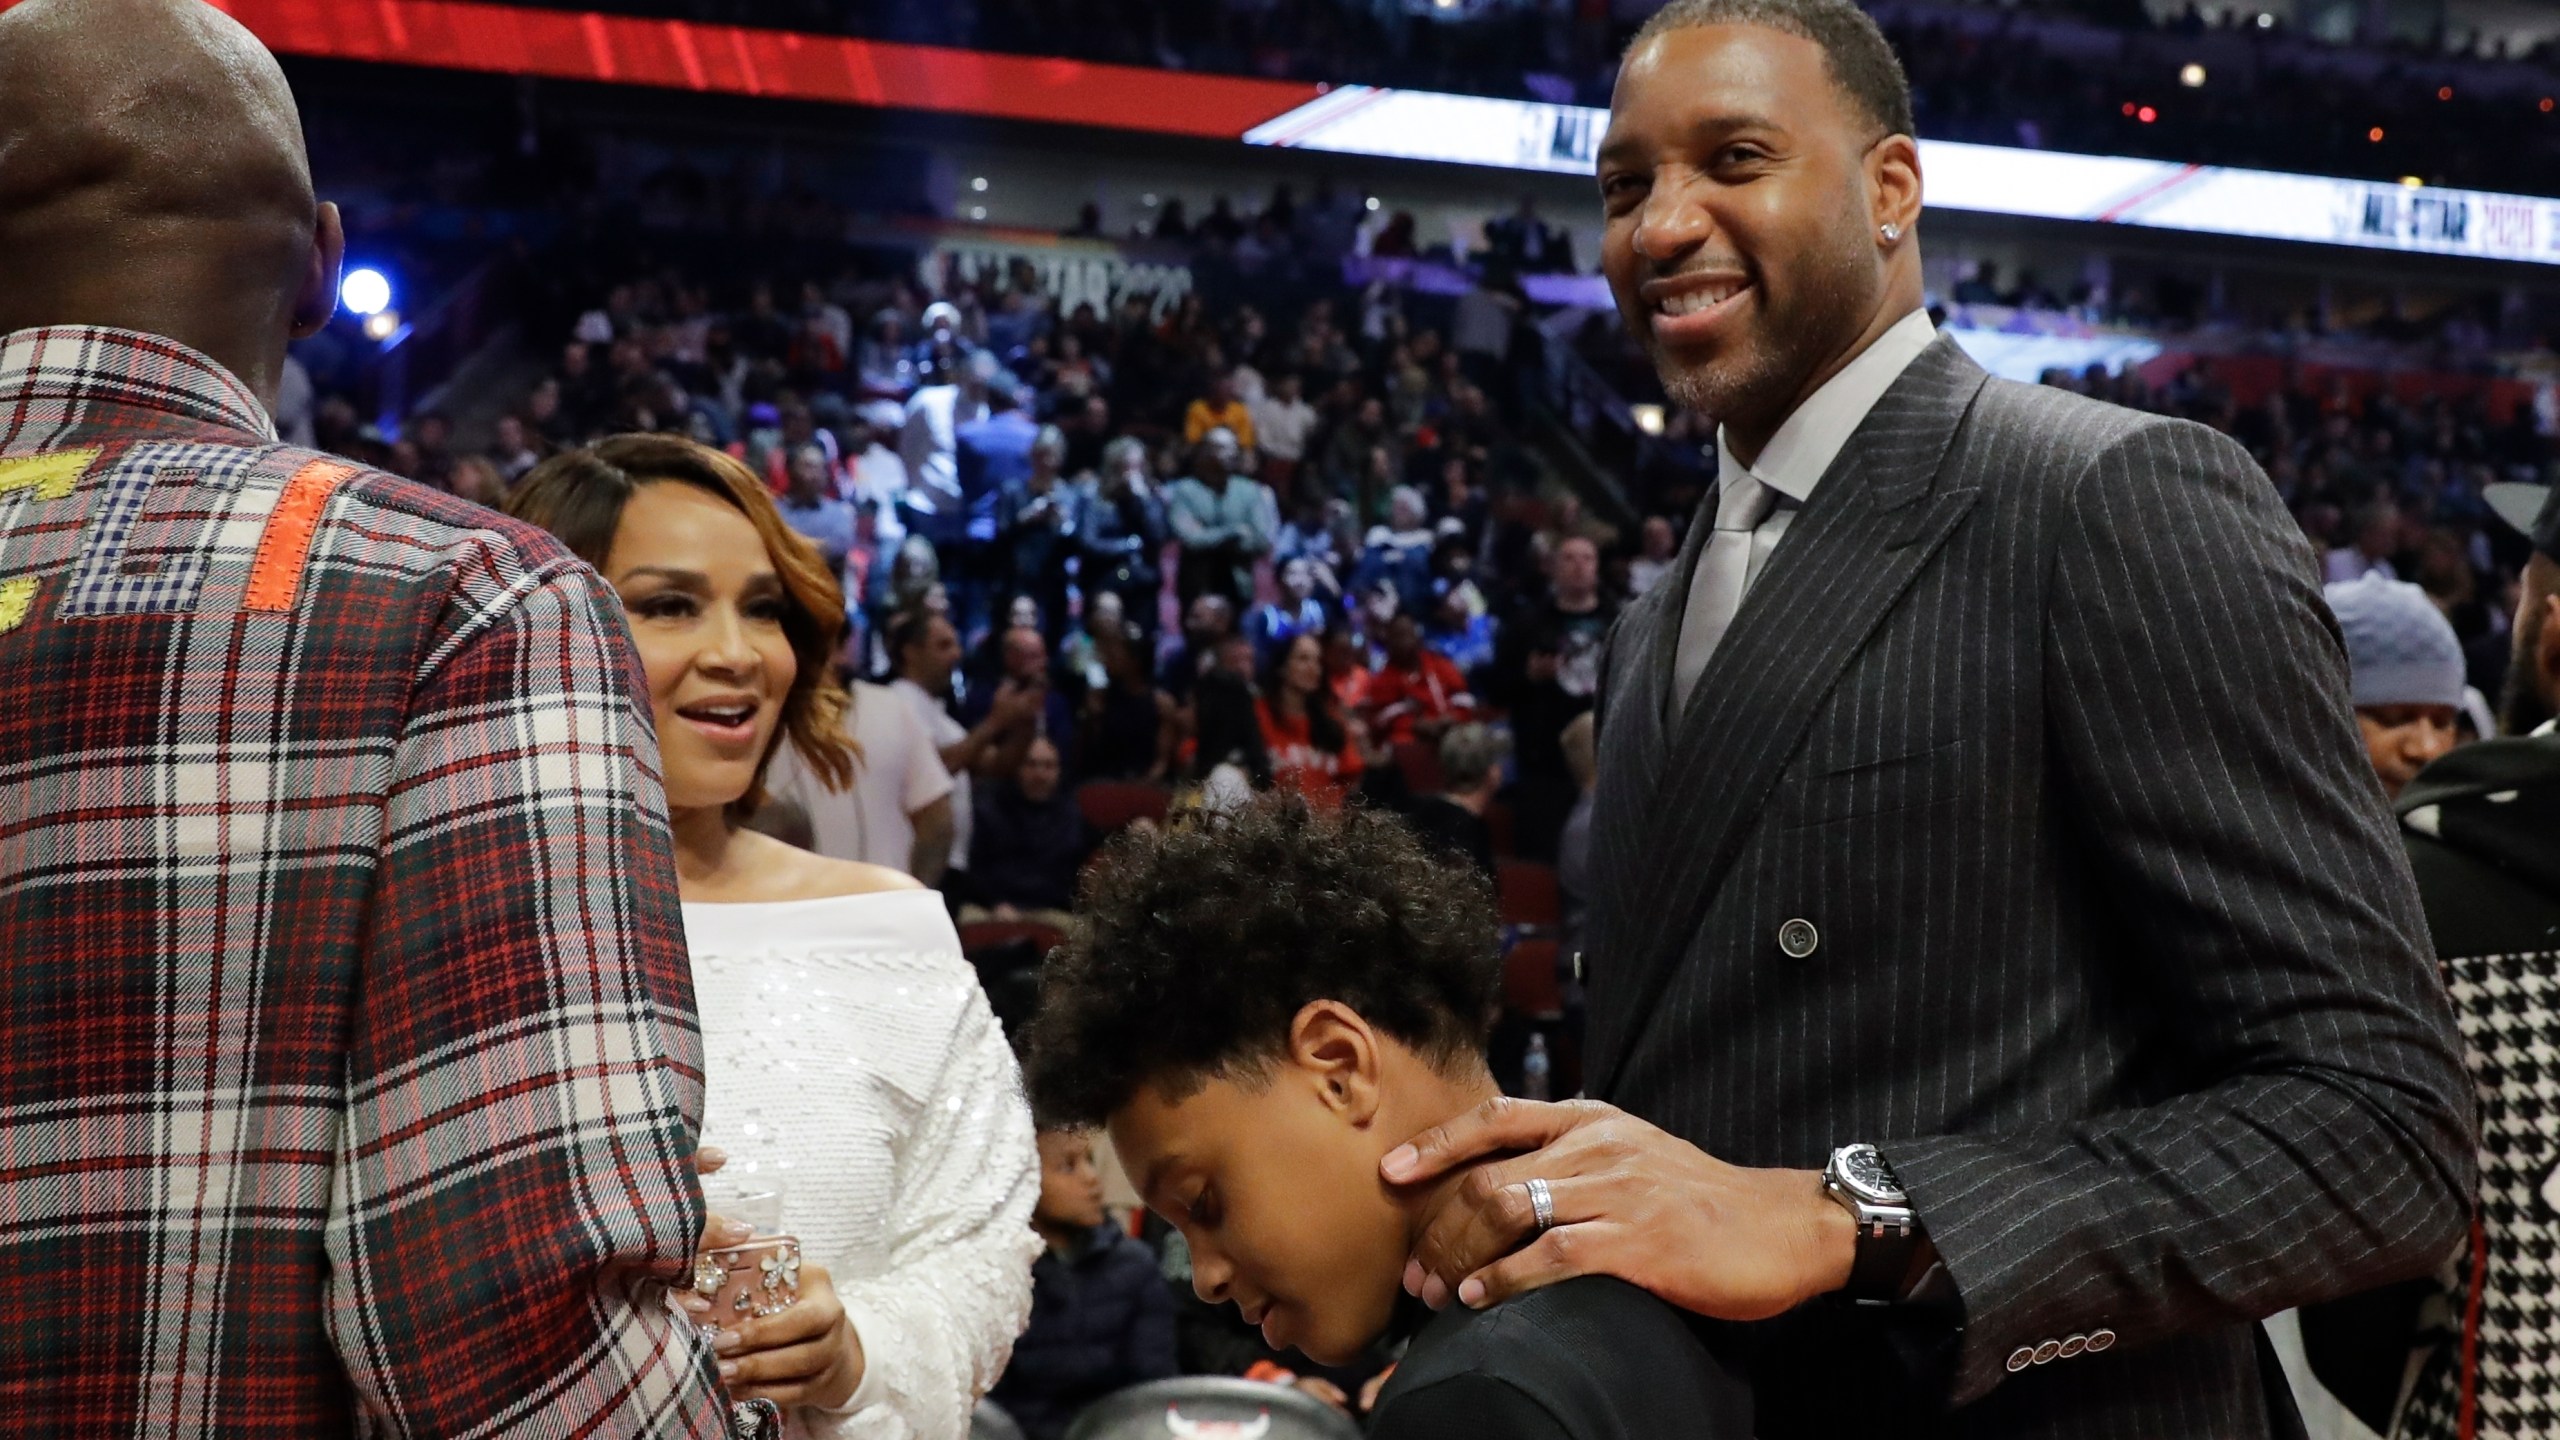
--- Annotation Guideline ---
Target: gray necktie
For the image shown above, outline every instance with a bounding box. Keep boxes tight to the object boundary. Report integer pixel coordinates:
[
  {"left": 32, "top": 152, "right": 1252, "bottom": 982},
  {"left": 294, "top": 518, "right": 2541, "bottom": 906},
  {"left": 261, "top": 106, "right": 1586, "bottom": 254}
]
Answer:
[{"left": 1671, "top": 472, "right": 1778, "bottom": 716}]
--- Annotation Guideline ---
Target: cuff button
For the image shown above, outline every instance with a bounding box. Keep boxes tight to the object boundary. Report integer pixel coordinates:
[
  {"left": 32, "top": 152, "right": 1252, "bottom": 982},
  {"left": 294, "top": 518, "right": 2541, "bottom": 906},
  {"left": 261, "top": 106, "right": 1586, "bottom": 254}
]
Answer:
[
  {"left": 2058, "top": 1335, "right": 2088, "bottom": 1359},
  {"left": 2032, "top": 1340, "right": 2063, "bottom": 1365},
  {"left": 2006, "top": 1347, "right": 2036, "bottom": 1374},
  {"left": 2086, "top": 1328, "right": 2117, "bottom": 1353}
]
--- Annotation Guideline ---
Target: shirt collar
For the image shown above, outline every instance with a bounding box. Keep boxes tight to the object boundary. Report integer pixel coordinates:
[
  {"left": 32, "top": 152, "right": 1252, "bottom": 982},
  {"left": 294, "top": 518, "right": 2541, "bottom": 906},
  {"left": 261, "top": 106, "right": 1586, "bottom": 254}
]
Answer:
[
  {"left": 0, "top": 326, "right": 277, "bottom": 443},
  {"left": 1713, "top": 308, "right": 1938, "bottom": 505}
]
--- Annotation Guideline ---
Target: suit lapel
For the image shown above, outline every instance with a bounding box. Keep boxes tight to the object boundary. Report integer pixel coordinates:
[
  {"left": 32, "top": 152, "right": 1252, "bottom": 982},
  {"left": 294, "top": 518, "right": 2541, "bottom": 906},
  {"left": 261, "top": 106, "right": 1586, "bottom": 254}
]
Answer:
[
  {"left": 1582, "top": 561, "right": 1677, "bottom": 962},
  {"left": 1585, "top": 337, "right": 1991, "bottom": 1098},
  {"left": 1613, "top": 496, "right": 1716, "bottom": 765}
]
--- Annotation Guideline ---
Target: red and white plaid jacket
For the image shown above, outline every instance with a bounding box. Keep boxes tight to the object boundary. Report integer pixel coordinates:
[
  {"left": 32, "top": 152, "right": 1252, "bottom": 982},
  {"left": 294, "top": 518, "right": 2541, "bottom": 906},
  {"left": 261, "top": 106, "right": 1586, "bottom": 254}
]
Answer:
[{"left": 0, "top": 327, "right": 729, "bottom": 1437}]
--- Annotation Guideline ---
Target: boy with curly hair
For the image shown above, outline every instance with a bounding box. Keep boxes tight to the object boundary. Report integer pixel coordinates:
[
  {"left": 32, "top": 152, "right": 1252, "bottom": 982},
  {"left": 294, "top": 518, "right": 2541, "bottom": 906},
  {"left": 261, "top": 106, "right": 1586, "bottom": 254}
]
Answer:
[{"left": 1024, "top": 796, "right": 1749, "bottom": 1437}]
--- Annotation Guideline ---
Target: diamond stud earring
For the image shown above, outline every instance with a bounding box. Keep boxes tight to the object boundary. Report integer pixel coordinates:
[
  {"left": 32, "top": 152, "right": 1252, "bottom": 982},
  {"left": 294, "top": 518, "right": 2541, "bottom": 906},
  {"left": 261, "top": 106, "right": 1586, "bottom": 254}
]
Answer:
[{"left": 1879, "top": 223, "right": 1903, "bottom": 242}]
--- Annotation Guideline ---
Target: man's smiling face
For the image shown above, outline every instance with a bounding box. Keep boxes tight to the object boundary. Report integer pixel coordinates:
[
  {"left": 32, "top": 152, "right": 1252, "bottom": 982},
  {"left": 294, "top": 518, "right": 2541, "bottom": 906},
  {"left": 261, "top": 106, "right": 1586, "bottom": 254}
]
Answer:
[{"left": 1597, "top": 23, "right": 1892, "bottom": 439}]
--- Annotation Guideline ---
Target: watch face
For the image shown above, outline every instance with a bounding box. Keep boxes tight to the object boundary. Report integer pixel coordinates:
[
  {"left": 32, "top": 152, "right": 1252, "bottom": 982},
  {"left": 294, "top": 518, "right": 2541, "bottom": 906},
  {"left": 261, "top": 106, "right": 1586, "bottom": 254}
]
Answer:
[{"left": 1840, "top": 1147, "right": 1903, "bottom": 1202}]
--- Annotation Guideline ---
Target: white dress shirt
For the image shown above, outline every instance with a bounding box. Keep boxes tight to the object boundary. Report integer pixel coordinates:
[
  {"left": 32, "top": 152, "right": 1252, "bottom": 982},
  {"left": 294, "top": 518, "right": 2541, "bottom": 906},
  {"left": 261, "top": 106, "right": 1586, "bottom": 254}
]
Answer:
[{"left": 1673, "top": 309, "right": 1940, "bottom": 691}]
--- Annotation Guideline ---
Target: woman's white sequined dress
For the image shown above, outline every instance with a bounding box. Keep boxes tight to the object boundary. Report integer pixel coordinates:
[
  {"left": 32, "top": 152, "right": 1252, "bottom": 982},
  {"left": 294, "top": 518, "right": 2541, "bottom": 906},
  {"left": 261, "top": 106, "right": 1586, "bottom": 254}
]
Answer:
[{"left": 684, "top": 890, "right": 1039, "bottom": 1439}]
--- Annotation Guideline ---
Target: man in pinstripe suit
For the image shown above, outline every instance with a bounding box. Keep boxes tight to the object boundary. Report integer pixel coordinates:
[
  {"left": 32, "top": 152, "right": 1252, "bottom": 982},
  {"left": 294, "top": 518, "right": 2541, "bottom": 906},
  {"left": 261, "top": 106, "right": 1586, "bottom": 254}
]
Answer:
[{"left": 1380, "top": 1, "right": 2477, "bottom": 1434}]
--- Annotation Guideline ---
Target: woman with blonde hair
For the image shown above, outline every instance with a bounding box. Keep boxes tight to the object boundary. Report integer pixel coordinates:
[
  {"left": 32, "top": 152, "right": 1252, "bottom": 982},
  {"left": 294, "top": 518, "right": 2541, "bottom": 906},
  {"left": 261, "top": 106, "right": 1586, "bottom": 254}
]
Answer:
[{"left": 507, "top": 435, "right": 1036, "bottom": 1437}]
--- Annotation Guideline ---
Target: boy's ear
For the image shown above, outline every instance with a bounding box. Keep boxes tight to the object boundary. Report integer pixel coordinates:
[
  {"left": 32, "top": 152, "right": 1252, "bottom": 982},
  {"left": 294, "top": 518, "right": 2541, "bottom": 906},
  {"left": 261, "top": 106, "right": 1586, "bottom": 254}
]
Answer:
[{"left": 1287, "top": 1000, "right": 1383, "bottom": 1128}]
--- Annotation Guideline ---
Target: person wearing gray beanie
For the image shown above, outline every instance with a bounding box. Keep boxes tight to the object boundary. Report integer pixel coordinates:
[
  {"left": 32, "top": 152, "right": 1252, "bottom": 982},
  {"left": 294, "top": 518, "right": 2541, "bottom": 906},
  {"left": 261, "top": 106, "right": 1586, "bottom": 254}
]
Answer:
[{"left": 2325, "top": 571, "right": 2465, "bottom": 797}]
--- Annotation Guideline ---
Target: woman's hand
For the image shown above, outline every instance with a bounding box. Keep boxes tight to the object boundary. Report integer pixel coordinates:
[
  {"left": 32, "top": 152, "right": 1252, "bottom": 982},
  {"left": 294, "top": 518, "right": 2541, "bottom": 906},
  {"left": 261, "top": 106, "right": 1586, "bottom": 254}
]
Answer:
[{"left": 713, "top": 1261, "right": 868, "bottom": 1411}]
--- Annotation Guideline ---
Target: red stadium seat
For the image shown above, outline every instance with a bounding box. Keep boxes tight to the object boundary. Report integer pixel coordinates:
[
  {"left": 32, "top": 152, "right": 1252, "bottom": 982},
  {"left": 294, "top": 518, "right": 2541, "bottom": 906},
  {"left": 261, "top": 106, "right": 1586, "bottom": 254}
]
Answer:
[
  {"left": 1503, "top": 938, "right": 1563, "bottom": 1020},
  {"left": 1392, "top": 739, "right": 1445, "bottom": 795},
  {"left": 1497, "top": 860, "right": 1561, "bottom": 931},
  {"left": 1077, "top": 780, "right": 1169, "bottom": 834},
  {"left": 957, "top": 921, "right": 1067, "bottom": 961}
]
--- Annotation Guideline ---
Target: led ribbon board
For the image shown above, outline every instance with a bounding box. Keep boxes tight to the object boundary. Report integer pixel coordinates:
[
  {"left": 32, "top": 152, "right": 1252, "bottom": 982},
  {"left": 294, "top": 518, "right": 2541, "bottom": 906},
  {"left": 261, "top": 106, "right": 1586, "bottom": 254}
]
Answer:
[
  {"left": 140, "top": 0, "right": 1323, "bottom": 140},
  {"left": 1245, "top": 86, "right": 2560, "bottom": 268}
]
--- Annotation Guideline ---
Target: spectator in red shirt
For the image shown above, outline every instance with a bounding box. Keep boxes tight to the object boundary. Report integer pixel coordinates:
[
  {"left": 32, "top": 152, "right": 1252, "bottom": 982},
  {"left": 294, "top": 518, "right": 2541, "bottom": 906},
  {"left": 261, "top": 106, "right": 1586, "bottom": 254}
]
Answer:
[
  {"left": 1366, "top": 611, "right": 1477, "bottom": 747},
  {"left": 1258, "top": 632, "right": 1366, "bottom": 807}
]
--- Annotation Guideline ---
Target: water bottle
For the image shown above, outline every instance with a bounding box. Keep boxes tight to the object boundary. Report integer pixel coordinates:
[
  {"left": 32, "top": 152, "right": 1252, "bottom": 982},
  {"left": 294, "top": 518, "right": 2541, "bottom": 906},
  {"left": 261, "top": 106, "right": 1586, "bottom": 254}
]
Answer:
[{"left": 1521, "top": 1033, "right": 1551, "bottom": 1102}]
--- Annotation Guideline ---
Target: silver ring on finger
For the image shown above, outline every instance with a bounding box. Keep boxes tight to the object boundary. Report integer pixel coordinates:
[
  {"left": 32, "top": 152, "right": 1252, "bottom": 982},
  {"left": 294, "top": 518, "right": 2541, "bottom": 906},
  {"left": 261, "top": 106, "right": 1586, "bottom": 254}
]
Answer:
[{"left": 1525, "top": 1177, "right": 1556, "bottom": 1237}]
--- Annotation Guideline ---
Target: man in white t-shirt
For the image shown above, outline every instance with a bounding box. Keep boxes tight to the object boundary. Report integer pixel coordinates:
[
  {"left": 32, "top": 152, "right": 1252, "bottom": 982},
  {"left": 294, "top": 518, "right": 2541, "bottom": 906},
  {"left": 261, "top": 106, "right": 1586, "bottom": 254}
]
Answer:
[
  {"left": 884, "top": 609, "right": 1045, "bottom": 878},
  {"left": 1250, "top": 370, "right": 1318, "bottom": 468},
  {"left": 763, "top": 679, "right": 956, "bottom": 884}
]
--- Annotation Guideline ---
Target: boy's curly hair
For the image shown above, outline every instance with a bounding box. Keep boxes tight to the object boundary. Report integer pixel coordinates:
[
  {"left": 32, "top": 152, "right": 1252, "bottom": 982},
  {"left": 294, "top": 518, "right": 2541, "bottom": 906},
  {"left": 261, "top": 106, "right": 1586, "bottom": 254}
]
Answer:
[{"left": 1023, "top": 794, "right": 1501, "bottom": 1128}]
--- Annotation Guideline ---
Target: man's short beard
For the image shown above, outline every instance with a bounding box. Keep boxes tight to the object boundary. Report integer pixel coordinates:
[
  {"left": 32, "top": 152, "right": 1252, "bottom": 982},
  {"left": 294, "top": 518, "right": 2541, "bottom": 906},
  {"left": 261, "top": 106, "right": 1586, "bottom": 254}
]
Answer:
[{"left": 1655, "top": 338, "right": 1793, "bottom": 430}]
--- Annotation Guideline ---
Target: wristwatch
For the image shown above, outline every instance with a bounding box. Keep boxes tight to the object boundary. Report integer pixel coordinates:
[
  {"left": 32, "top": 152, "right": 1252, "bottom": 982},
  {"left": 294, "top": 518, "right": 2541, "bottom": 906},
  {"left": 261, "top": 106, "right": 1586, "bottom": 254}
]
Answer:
[{"left": 1823, "top": 1142, "right": 1920, "bottom": 1305}]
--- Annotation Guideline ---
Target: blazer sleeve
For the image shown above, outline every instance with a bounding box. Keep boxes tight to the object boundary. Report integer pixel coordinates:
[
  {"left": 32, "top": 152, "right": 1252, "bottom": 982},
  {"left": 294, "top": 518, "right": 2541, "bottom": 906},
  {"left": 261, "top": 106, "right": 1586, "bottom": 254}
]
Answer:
[{"left": 1880, "top": 417, "right": 2476, "bottom": 1405}]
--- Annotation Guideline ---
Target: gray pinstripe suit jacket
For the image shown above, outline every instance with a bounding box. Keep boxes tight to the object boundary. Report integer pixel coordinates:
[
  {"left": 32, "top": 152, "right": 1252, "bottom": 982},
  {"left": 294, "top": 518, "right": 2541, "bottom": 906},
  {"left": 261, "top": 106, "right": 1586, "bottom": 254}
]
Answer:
[{"left": 1582, "top": 336, "right": 2476, "bottom": 1437}]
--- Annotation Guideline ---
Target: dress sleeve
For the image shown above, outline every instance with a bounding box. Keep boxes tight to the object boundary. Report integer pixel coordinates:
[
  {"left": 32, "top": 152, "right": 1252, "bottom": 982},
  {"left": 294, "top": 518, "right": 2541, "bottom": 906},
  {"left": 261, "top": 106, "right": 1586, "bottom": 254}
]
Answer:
[{"left": 808, "top": 976, "right": 1040, "bottom": 1439}]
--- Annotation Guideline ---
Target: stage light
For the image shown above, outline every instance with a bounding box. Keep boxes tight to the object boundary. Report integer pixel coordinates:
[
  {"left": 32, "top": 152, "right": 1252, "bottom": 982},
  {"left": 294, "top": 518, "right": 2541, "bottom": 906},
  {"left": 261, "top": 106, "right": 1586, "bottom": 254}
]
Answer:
[
  {"left": 1630, "top": 403, "right": 1665, "bottom": 436},
  {"left": 339, "top": 267, "right": 391, "bottom": 318},
  {"left": 2179, "top": 63, "right": 2206, "bottom": 88},
  {"left": 2138, "top": 106, "right": 2158, "bottom": 123},
  {"left": 1142, "top": 192, "right": 1159, "bottom": 206},
  {"left": 1366, "top": 196, "right": 1381, "bottom": 211},
  {"left": 971, "top": 176, "right": 989, "bottom": 191},
  {"left": 2256, "top": 11, "right": 2274, "bottom": 26},
  {"left": 361, "top": 310, "right": 400, "bottom": 341},
  {"left": 969, "top": 205, "right": 987, "bottom": 220},
  {"left": 2400, "top": 175, "right": 2424, "bottom": 188},
  {"left": 2542, "top": 98, "right": 2554, "bottom": 113},
  {"left": 2437, "top": 86, "right": 2453, "bottom": 101},
  {"left": 2121, "top": 102, "right": 2137, "bottom": 116},
  {"left": 2368, "top": 126, "right": 2385, "bottom": 141}
]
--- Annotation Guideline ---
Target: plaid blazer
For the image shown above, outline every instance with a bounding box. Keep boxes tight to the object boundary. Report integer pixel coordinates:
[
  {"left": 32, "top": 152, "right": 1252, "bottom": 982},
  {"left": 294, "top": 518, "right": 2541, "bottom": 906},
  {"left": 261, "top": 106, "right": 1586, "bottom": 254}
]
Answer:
[{"left": 0, "top": 327, "right": 729, "bottom": 1437}]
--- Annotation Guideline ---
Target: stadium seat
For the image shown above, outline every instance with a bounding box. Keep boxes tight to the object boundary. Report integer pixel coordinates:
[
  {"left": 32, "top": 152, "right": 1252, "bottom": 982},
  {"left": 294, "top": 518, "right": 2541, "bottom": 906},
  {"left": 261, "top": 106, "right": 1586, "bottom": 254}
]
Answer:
[
  {"left": 1485, "top": 800, "right": 1516, "bottom": 859},
  {"left": 1065, "top": 1377, "right": 1361, "bottom": 1440},
  {"left": 1078, "top": 780, "right": 1170, "bottom": 835},
  {"left": 1497, "top": 859, "right": 1561, "bottom": 931},
  {"left": 957, "top": 920, "right": 1068, "bottom": 962},
  {"left": 1392, "top": 739, "right": 1445, "bottom": 795},
  {"left": 1503, "top": 937, "right": 1563, "bottom": 1021}
]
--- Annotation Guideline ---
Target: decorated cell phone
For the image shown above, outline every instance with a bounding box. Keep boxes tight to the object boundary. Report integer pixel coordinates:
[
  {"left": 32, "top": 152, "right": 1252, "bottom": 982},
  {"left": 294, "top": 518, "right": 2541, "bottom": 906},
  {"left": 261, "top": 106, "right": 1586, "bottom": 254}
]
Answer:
[{"left": 688, "top": 1235, "right": 802, "bottom": 1337}]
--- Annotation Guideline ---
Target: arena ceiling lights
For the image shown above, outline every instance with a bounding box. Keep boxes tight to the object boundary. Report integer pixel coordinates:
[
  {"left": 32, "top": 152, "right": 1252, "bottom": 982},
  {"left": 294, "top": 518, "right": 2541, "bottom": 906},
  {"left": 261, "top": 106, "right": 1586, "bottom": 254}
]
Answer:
[{"left": 132, "top": 0, "right": 2560, "bottom": 269}]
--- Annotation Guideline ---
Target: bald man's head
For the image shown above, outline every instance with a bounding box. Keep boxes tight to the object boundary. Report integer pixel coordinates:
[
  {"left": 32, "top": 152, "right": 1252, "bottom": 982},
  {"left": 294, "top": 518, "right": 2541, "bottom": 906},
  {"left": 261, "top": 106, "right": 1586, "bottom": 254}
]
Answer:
[{"left": 0, "top": 0, "right": 343, "bottom": 409}]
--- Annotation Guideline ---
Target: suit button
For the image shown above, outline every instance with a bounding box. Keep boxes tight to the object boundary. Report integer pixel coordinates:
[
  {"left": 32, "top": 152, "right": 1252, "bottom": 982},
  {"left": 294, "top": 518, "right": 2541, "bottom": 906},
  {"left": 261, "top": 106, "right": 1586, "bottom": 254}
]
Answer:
[
  {"left": 2085, "top": 1328, "right": 2116, "bottom": 1353},
  {"left": 2005, "top": 1347, "right": 2035, "bottom": 1374},
  {"left": 1571, "top": 950, "right": 1585, "bottom": 983},
  {"left": 2032, "top": 1340, "right": 2062, "bottom": 1365},
  {"left": 1777, "top": 919, "right": 1820, "bottom": 958},
  {"left": 2057, "top": 1334, "right": 2088, "bottom": 1359}
]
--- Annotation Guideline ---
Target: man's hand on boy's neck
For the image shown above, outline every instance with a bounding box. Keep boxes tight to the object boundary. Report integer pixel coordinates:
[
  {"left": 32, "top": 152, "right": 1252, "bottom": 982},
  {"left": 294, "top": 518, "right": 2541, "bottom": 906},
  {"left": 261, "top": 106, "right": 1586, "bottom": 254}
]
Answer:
[
  {"left": 1382, "top": 1069, "right": 1509, "bottom": 1255},
  {"left": 1380, "top": 1097, "right": 1860, "bottom": 1321}
]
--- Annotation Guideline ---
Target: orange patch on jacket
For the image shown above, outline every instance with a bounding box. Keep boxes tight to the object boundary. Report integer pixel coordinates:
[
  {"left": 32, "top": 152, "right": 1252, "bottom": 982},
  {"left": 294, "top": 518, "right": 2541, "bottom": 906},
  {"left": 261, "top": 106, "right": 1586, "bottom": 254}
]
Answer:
[{"left": 244, "top": 460, "right": 358, "bottom": 613}]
